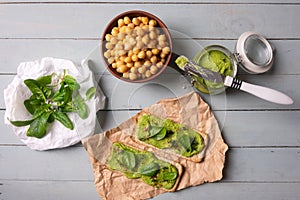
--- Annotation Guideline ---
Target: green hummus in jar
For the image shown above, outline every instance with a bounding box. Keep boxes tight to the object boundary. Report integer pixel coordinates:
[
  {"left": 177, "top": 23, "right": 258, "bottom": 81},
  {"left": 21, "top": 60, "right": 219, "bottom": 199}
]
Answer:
[{"left": 192, "top": 45, "right": 236, "bottom": 94}]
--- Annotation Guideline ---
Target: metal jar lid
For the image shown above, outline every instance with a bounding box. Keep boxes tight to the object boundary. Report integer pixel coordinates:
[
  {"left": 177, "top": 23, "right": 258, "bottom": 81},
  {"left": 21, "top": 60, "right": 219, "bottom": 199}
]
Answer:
[{"left": 235, "top": 31, "right": 274, "bottom": 74}]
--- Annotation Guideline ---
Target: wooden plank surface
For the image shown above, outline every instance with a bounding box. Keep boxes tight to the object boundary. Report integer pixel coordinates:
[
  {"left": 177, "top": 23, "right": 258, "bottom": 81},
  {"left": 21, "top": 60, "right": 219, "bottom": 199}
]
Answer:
[
  {"left": 1, "top": 0, "right": 300, "bottom": 3},
  {"left": 1, "top": 181, "right": 300, "bottom": 200},
  {"left": 1, "top": 1, "right": 300, "bottom": 200},
  {"left": 0, "top": 4, "right": 299, "bottom": 39},
  {"left": 1, "top": 73, "right": 299, "bottom": 110},
  {"left": 1, "top": 146, "right": 299, "bottom": 182},
  {"left": 1, "top": 39, "right": 300, "bottom": 75},
  {"left": 2, "top": 110, "right": 300, "bottom": 147}
]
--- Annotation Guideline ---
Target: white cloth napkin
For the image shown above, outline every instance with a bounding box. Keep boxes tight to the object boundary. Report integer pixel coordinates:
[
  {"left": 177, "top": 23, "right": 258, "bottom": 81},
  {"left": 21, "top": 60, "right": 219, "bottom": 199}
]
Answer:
[{"left": 4, "top": 57, "right": 106, "bottom": 150}]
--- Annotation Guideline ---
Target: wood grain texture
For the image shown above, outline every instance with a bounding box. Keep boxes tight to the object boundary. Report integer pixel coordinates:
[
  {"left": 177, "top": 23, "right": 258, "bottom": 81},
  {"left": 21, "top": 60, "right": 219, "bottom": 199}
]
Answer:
[
  {"left": 1, "top": 1, "right": 300, "bottom": 200},
  {"left": 1, "top": 181, "right": 300, "bottom": 200},
  {"left": 1, "top": 146, "right": 299, "bottom": 182},
  {"left": 1, "top": 39, "right": 300, "bottom": 74},
  {"left": 0, "top": 4, "right": 299, "bottom": 39}
]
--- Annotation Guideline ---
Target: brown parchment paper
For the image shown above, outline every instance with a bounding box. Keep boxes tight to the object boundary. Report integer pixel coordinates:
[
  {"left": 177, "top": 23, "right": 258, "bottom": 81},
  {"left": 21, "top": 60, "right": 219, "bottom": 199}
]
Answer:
[{"left": 82, "top": 92, "right": 228, "bottom": 200}]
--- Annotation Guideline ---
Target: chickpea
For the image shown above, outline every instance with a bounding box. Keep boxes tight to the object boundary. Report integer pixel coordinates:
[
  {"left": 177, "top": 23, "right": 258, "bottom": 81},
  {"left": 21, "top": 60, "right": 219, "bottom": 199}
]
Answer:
[
  {"left": 132, "top": 17, "right": 141, "bottom": 26},
  {"left": 158, "top": 34, "right": 166, "bottom": 41},
  {"left": 115, "top": 42, "right": 123, "bottom": 50},
  {"left": 145, "top": 70, "right": 152, "bottom": 78},
  {"left": 104, "top": 51, "right": 111, "bottom": 58},
  {"left": 144, "top": 60, "right": 151, "bottom": 68},
  {"left": 150, "top": 55, "right": 158, "bottom": 63},
  {"left": 149, "top": 19, "right": 157, "bottom": 27},
  {"left": 119, "top": 26, "right": 127, "bottom": 33},
  {"left": 136, "top": 27, "right": 145, "bottom": 36},
  {"left": 148, "top": 41, "right": 156, "bottom": 49},
  {"left": 128, "top": 50, "right": 133, "bottom": 57},
  {"left": 112, "top": 62, "right": 117, "bottom": 69},
  {"left": 124, "top": 43, "right": 132, "bottom": 51},
  {"left": 118, "top": 50, "right": 126, "bottom": 56},
  {"left": 162, "top": 46, "right": 170, "bottom": 54},
  {"left": 160, "top": 52, "right": 167, "bottom": 58},
  {"left": 131, "top": 54, "right": 139, "bottom": 62},
  {"left": 142, "top": 35, "right": 150, "bottom": 45},
  {"left": 128, "top": 37, "right": 136, "bottom": 45},
  {"left": 132, "top": 47, "right": 140, "bottom": 54},
  {"left": 156, "top": 61, "right": 164, "bottom": 68},
  {"left": 108, "top": 57, "right": 115, "bottom": 64},
  {"left": 117, "top": 32, "right": 126, "bottom": 40},
  {"left": 123, "top": 56, "right": 130, "bottom": 63},
  {"left": 119, "top": 65, "right": 129, "bottom": 73},
  {"left": 129, "top": 72, "right": 138, "bottom": 80},
  {"left": 138, "top": 66, "right": 147, "bottom": 74},
  {"left": 134, "top": 61, "right": 142, "bottom": 68},
  {"left": 137, "top": 51, "right": 146, "bottom": 59},
  {"left": 142, "top": 25, "right": 150, "bottom": 32},
  {"left": 141, "top": 17, "right": 149, "bottom": 25},
  {"left": 126, "top": 62, "right": 133, "bottom": 68},
  {"left": 159, "top": 40, "right": 167, "bottom": 48},
  {"left": 150, "top": 65, "right": 158, "bottom": 74},
  {"left": 104, "top": 15, "right": 171, "bottom": 80},
  {"left": 111, "top": 27, "right": 119, "bottom": 36},
  {"left": 105, "top": 42, "right": 114, "bottom": 50},
  {"left": 130, "top": 67, "right": 138, "bottom": 73},
  {"left": 136, "top": 41, "right": 144, "bottom": 49},
  {"left": 124, "top": 16, "right": 131, "bottom": 24},
  {"left": 116, "top": 60, "right": 125, "bottom": 66},
  {"left": 146, "top": 50, "right": 152, "bottom": 58},
  {"left": 152, "top": 48, "right": 160, "bottom": 55},
  {"left": 149, "top": 31, "right": 157, "bottom": 40},
  {"left": 123, "top": 72, "right": 129, "bottom": 79},
  {"left": 118, "top": 18, "right": 125, "bottom": 27},
  {"left": 110, "top": 37, "right": 118, "bottom": 45},
  {"left": 105, "top": 34, "right": 112, "bottom": 41},
  {"left": 128, "top": 23, "right": 135, "bottom": 30}
]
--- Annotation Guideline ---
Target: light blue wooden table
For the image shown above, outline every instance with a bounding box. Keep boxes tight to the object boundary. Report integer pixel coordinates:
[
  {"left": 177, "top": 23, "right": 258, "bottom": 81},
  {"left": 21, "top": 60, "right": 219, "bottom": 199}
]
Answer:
[{"left": 1, "top": 1, "right": 300, "bottom": 199}]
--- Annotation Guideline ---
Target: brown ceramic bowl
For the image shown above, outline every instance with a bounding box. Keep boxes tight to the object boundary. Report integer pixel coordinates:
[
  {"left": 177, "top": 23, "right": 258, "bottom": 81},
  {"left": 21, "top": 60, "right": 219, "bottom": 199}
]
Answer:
[{"left": 101, "top": 10, "right": 173, "bottom": 83}]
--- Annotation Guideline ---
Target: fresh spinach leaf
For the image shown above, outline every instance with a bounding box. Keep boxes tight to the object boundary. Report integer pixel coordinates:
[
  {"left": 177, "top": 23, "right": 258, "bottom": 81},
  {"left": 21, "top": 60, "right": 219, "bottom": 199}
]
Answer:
[
  {"left": 12, "top": 71, "right": 93, "bottom": 139},
  {"left": 26, "top": 111, "right": 52, "bottom": 138},
  {"left": 47, "top": 113, "right": 55, "bottom": 123},
  {"left": 149, "top": 126, "right": 164, "bottom": 138},
  {"left": 162, "top": 172, "right": 177, "bottom": 181},
  {"left": 52, "top": 110, "right": 74, "bottom": 130},
  {"left": 178, "top": 134, "right": 192, "bottom": 153},
  {"left": 64, "top": 75, "right": 80, "bottom": 90},
  {"left": 42, "top": 86, "right": 52, "bottom": 99},
  {"left": 121, "top": 150, "right": 136, "bottom": 170},
  {"left": 24, "top": 99, "right": 42, "bottom": 115},
  {"left": 154, "top": 127, "right": 167, "bottom": 140},
  {"left": 74, "top": 93, "right": 88, "bottom": 119},
  {"left": 37, "top": 74, "right": 53, "bottom": 86},
  {"left": 9, "top": 118, "right": 34, "bottom": 127},
  {"left": 24, "top": 79, "right": 46, "bottom": 101},
  {"left": 139, "top": 162, "right": 160, "bottom": 177},
  {"left": 85, "top": 87, "right": 96, "bottom": 100}
]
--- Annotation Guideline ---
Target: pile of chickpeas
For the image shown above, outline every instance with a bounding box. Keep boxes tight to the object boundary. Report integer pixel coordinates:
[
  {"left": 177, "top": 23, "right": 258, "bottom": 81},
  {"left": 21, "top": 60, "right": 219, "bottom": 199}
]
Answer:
[{"left": 103, "top": 15, "right": 171, "bottom": 81}]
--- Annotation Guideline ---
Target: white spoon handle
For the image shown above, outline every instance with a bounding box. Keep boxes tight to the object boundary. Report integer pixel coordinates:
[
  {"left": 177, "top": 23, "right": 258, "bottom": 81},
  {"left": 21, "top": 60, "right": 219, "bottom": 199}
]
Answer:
[{"left": 224, "top": 76, "right": 293, "bottom": 105}]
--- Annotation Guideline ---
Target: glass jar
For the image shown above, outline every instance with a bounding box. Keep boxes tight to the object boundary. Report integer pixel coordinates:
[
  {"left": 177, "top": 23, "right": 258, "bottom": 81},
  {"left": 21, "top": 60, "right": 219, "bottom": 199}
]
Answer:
[{"left": 191, "top": 45, "right": 238, "bottom": 94}]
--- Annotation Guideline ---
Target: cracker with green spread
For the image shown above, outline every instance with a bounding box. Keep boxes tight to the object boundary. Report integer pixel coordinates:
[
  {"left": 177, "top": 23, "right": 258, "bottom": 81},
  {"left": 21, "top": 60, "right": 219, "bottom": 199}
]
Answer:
[
  {"left": 106, "top": 142, "right": 182, "bottom": 192},
  {"left": 135, "top": 113, "right": 207, "bottom": 162}
]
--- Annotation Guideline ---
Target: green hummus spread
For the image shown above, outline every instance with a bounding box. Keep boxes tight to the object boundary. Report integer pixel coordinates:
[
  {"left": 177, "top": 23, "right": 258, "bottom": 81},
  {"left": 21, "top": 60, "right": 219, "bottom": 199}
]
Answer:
[
  {"left": 136, "top": 114, "right": 204, "bottom": 158},
  {"left": 192, "top": 49, "right": 233, "bottom": 94},
  {"left": 106, "top": 142, "right": 179, "bottom": 190}
]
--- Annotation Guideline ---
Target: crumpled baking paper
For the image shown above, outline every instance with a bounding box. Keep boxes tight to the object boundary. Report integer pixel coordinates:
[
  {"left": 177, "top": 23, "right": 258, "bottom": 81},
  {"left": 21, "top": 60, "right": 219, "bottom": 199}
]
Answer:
[
  {"left": 82, "top": 92, "right": 228, "bottom": 200},
  {"left": 4, "top": 57, "right": 106, "bottom": 151}
]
